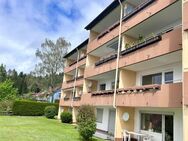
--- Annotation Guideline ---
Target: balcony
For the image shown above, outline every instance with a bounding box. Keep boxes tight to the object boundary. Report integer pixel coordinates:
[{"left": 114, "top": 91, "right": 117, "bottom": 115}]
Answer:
[
  {"left": 95, "top": 54, "right": 117, "bottom": 66},
  {"left": 116, "top": 83, "right": 182, "bottom": 107},
  {"left": 119, "top": 27, "right": 182, "bottom": 68},
  {"left": 64, "top": 56, "right": 86, "bottom": 73},
  {"left": 97, "top": 0, "right": 155, "bottom": 40},
  {"left": 121, "top": 35, "right": 162, "bottom": 56},
  {"left": 87, "top": 0, "right": 178, "bottom": 53},
  {"left": 81, "top": 93, "right": 114, "bottom": 106},
  {"left": 62, "top": 76, "right": 84, "bottom": 89},
  {"left": 59, "top": 98, "right": 71, "bottom": 107}
]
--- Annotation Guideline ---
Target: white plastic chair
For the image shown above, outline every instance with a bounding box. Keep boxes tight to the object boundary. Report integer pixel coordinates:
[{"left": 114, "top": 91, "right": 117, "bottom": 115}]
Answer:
[{"left": 123, "top": 130, "right": 131, "bottom": 141}]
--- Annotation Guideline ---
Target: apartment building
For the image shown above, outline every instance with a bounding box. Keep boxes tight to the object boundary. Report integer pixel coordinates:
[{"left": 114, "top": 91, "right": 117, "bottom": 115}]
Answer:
[{"left": 59, "top": 0, "right": 188, "bottom": 141}]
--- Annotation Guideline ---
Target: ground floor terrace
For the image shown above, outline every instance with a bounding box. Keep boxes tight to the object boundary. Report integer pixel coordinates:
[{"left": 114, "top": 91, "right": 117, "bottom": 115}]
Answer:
[{"left": 59, "top": 106, "right": 183, "bottom": 141}]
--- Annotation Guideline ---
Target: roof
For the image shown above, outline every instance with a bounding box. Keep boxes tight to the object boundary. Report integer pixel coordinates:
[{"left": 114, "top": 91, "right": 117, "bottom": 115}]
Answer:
[
  {"left": 64, "top": 39, "right": 89, "bottom": 58},
  {"left": 85, "top": 0, "right": 125, "bottom": 30}
]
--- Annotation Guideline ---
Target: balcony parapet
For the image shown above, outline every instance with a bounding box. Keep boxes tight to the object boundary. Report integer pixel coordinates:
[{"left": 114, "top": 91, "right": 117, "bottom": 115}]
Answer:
[
  {"left": 121, "top": 35, "right": 162, "bottom": 56},
  {"left": 62, "top": 75, "right": 84, "bottom": 89},
  {"left": 95, "top": 54, "right": 117, "bottom": 66},
  {"left": 91, "top": 90, "right": 114, "bottom": 96}
]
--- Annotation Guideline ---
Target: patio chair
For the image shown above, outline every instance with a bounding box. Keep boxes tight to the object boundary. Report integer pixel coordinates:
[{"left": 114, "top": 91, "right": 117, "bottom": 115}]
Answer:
[{"left": 123, "top": 130, "right": 131, "bottom": 141}]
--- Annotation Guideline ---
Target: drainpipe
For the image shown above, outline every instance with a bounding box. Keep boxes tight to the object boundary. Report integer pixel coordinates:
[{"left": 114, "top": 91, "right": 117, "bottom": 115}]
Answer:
[
  {"left": 113, "top": 0, "right": 123, "bottom": 109},
  {"left": 113, "top": 0, "right": 123, "bottom": 139},
  {"left": 71, "top": 48, "right": 80, "bottom": 108}
]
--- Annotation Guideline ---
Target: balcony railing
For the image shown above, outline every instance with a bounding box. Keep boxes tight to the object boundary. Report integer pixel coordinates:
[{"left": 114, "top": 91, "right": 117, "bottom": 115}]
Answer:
[
  {"left": 73, "top": 97, "right": 81, "bottom": 101},
  {"left": 97, "top": 0, "right": 156, "bottom": 40},
  {"left": 69, "top": 55, "right": 86, "bottom": 67},
  {"left": 95, "top": 54, "right": 117, "bottom": 66},
  {"left": 91, "top": 90, "right": 114, "bottom": 96},
  {"left": 122, "top": 0, "right": 155, "bottom": 22},
  {"left": 117, "top": 84, "right": 161, "bottom": 94},
  {"left": 64, "top": 97, "right": 70, "bottom": 101},
  {"left": 121, "top": 35, "right": 162, "bottom": 56},
  {"left": 66, "top": 75, "right": 84, "bottom": 84}
]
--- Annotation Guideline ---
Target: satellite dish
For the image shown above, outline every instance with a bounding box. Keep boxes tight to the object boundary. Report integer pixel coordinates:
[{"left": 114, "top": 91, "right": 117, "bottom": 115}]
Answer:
[{"left": 122, "top": 112, "right": 129, "bottom": 122}]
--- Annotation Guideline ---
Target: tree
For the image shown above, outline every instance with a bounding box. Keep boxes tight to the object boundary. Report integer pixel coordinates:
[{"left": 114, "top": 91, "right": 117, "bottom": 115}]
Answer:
[
  {"left": 0, "top": 79, "right": 17, "bottom": 101},
  {"left": 0, "top": 64, "right": 7, "bottom": 83},
  {"left": 77, "top": 105, "right": 96, "bottom": 141},
  {"left": 35, "top": 37, "right": 70, "bottom": 89}
]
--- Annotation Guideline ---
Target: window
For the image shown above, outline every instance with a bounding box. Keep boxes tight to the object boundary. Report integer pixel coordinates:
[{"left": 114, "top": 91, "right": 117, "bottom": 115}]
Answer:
[
  {"left": 124, "top": 4, "right": 134, "bottom": 16},
  {"left": 99, "top": 84, "right": 106, "bottom": 91},
  {"left": 165, "top": 71, "right": 173, "bottom": 84},
  {"left": 111, "top": 81, "right": 119, "bottom": 90},
  {"left": 96, "top": 108, "right": 103, "bottom": 123},
  {"left": 142, "top": 73, "right": 162, "bottom": 85},
  {"left": 141, "top": 113, "right": 162, "bottom": 133}
]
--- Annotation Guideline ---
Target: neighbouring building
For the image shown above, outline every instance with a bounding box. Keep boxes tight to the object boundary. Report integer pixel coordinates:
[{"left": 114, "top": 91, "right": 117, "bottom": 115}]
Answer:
[{"left": 58, "top": 0, "right": 188, "bottom": 141}]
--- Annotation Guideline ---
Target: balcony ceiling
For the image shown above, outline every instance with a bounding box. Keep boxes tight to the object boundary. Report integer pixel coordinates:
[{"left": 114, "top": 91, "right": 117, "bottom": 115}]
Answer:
[
  {"left": 125, "top": 50, "right": 182, "bottom": 72},
  {"left": 90, "top": 37, "right": 118, "bottom": 57},
  {"left": 92, "top": 0, "right": 146, "bottom": 33},
  {"left": 125, "top": 0, "right": 182, "bottom": 38}
]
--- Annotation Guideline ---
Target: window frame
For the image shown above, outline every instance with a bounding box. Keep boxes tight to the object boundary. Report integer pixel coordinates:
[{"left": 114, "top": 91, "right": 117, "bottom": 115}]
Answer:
[{"left": 164, "top": 71, "right": 174, "bottom": 84}]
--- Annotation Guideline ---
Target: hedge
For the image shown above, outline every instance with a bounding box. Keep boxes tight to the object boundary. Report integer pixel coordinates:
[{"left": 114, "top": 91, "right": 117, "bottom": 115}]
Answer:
[{"left": 12, "top": 100, "right": 59, "bottom": 116}]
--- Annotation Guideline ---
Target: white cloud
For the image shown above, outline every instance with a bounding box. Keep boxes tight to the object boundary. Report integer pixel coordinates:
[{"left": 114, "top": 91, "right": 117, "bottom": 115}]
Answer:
[{"left": 0, "top": 0, "right": 112, "bottom": 73}]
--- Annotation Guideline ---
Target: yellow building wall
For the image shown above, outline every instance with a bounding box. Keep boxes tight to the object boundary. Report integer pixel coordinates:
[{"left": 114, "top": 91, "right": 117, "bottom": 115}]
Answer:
[
  {"left": 119, "top": 69, "right": 136, "bottom": 88},
  {"left": 115, "top": 107, "right": 135, "bottom": 138}
]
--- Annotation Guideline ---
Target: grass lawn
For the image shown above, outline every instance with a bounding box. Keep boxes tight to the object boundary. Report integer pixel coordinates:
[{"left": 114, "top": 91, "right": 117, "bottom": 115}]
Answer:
[{"left": 0, "top": 116, "right": 104, "bottom": 141}]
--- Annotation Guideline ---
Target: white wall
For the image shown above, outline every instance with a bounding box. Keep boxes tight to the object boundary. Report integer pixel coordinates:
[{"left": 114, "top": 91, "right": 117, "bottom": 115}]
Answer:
[
  {"left": 134, "top": 108, "right": 183, "bottom": 141},
  {"left": 136, "top": 62, "right": 182, "bottom": 86},
  {"left": 97, "top": 78, "right": 114, "bottom": 91}
]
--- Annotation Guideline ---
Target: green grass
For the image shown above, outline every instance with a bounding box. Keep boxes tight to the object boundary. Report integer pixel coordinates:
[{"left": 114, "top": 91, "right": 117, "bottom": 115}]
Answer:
[{"left": 0, "top": 116, "right": 104, "bottom": 141}]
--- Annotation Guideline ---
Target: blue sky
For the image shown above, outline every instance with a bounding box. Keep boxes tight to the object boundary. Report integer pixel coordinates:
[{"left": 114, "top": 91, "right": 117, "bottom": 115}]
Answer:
[{"left": 0, "top": 0, "right": 111, "bottom": 73}]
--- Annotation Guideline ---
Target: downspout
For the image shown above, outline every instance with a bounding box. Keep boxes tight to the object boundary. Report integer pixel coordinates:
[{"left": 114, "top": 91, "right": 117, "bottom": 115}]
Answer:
[
  {"left": 113, "top": 0, "right": 123, "bottom": 109},
  {"left": 113, "top": 0, "right": 123, "bottom": 139},
  {"left": 71, "top": 48, "right": 80, "bottom": 108}
]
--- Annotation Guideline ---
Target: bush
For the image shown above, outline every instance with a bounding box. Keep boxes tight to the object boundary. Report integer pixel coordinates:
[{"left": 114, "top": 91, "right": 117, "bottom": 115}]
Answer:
[
  {"left": 44, "top": 106, "right": 57, "bottom": 119},
  {"left": 12, "top": 100, "right": 58, "bottom": 116},
  {"left": 60, "top": 112, "right": 72, "bottom": 123},
  {"left": 77, "top": 105, "right": 96, "bottom": 141}
]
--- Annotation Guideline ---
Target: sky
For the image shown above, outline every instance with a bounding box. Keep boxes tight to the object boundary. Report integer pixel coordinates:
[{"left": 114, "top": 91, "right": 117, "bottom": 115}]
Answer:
[{"left": 0, "top": 0, "right": 112, "bottom": 73}]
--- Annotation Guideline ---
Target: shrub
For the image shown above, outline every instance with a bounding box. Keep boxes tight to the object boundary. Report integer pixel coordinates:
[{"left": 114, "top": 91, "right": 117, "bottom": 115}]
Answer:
[
  {"left": 76, "top": 105, "right": 96, "bottom": 141},
  {"left": 44, "top": 106, "right": 57, "bottom": 119},
  {"left": 60, "top": 112, "right": 72, "bottom": 123},
  {"left": 0, "top": 80, "right": 17, "bottom": 101},
  {"left": 12, "top": 100, "right": 58, "bottom": 116}
]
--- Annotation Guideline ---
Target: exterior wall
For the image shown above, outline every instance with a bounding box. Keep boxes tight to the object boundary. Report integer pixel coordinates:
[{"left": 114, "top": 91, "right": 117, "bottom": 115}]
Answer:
[
  {"left": 136, "top": 62, "right": 182, "bottom": 86},
  {"left": 115, "top": 107, "right": 135, "bottom": 139},
  {"left": 119, "top": 69, "right": 136, "bottom": 88},
  {"left": 134, "top": 108, "right": 183, "bottom": 141},
  {"left": 72, "top": 107, "right": 78, "bottom": 123}
]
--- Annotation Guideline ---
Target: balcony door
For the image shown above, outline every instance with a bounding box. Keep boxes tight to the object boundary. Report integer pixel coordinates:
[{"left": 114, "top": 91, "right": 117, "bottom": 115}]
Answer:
[{"left": 140, "top": 113, "right": 173, "bottom": 141}]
